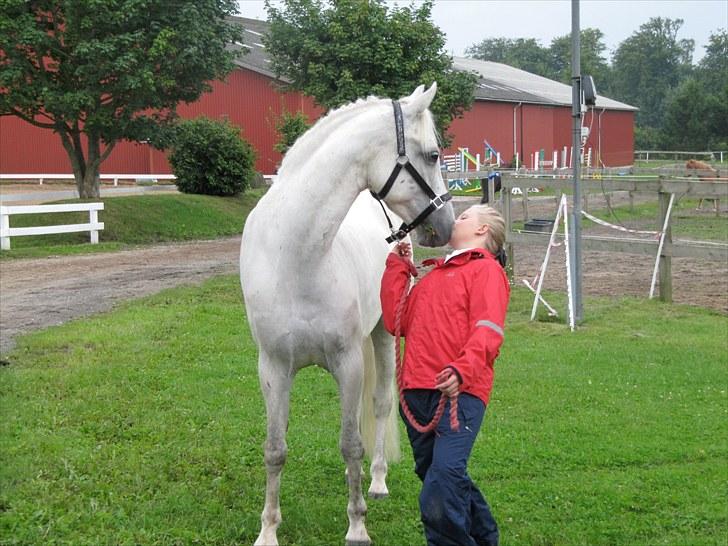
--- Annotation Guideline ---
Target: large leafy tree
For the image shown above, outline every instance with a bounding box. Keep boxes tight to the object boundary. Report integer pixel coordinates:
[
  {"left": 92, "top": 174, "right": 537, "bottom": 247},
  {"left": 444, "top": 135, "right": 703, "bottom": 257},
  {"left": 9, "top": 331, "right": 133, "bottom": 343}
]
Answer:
[
  {"left": 610, "top": 17, "right": 694, "bottom": 129},
  {"left": 548, "top": 29, "right": 611, "bottom": 92},
  {"left": 264, "top": 0, "right": 476, "bottom": 145},
  {"left": 696, "top": 29, "right": 728, "bottom": 148},
  {"left": 465, "top": 37, "right": 552, "bottom": 78},
  {"left": 0, "top": 0, "right": 242, "bottom": 197}
]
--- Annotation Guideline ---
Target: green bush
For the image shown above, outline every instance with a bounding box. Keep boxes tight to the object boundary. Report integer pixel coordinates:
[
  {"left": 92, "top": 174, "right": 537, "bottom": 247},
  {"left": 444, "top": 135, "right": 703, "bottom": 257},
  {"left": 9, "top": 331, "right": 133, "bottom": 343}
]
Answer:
[
  {"left": 273, "top": 110, "right": 311, "bottom": 154},
  {"left": 169, "top": 117, "right": 256, "bottom": 196}
]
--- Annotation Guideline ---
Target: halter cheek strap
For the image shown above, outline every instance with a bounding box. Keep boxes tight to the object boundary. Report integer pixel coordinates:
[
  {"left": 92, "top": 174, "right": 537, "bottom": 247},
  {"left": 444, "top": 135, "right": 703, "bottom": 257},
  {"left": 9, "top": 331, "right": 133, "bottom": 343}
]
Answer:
[{"left": 370, "top": 101, "right": 452, "bottom": 244}]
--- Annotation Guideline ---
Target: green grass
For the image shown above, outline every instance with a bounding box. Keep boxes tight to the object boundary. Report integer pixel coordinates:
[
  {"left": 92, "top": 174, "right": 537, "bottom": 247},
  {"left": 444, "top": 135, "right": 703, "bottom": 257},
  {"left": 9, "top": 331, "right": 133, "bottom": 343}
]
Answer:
[
  {"left": 1, "top": 277, "right": 726, "bottom": 545},
  {"left": 0, "top": 190, "right": 264, "bottom": 259}
]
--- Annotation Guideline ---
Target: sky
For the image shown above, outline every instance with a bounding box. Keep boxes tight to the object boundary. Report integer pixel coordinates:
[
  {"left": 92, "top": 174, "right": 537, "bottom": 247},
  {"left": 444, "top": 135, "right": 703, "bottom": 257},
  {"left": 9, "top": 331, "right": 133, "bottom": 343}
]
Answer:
[{"left": 236, "top": 0, "right": 727, "bottom": 62}]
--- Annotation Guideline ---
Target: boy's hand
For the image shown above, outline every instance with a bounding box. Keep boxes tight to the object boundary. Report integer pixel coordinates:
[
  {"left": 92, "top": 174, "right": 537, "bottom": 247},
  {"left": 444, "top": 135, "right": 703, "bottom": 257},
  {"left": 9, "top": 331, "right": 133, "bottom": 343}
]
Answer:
[
  {"left": 435, "top": 368, "right": 461, "bottom": 397},
  {"left": 394, "top": 242, "right": 412, "bottom": 258}
]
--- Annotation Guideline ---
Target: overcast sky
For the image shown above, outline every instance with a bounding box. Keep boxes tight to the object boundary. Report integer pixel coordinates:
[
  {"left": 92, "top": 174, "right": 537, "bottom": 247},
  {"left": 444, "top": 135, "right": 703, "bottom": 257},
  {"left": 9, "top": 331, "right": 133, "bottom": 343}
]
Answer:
[{"left": 236, "top": 0, "right": 727, "bottom": 62}]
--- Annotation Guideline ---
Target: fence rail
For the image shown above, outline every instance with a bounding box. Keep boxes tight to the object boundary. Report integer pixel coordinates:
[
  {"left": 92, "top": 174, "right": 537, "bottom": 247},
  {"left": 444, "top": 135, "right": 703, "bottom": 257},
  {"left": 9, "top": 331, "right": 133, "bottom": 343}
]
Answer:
[
  {"left": 498, "top": 175, "right": 727, "bottom": 303},
  {"left": 0, "top": 202, "right": 104, "bottom": 250},
  {"left": 635, "top": 150, "right": 726, "bottom": 162},
  {"left": 0, "top": 174, "right": 177, "bottom": 186}
]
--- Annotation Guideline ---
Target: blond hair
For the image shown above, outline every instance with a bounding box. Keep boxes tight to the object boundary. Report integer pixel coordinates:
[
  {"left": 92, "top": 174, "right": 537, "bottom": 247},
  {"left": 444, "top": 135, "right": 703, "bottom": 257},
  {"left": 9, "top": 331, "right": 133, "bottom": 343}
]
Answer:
[{"left": 471, "top": 205, "right": 505, "bottom": 254}]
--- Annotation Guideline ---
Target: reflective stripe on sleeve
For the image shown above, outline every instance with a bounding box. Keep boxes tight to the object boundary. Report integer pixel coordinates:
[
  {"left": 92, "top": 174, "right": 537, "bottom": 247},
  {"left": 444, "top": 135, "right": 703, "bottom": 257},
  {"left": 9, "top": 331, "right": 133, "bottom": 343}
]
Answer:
[{"left": 476, "top": 320, "right": 504, "bottom": 337}]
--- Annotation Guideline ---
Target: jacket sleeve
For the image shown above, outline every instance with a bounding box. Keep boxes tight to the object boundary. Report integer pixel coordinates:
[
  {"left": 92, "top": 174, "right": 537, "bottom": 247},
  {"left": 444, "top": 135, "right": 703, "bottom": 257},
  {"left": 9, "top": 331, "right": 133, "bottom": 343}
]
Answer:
[
  {"left": 380, "top": 253, "right": 417, "bottom": 336},
  {"left": 448, "top": 263, "right": 509, "bottom": 391}
]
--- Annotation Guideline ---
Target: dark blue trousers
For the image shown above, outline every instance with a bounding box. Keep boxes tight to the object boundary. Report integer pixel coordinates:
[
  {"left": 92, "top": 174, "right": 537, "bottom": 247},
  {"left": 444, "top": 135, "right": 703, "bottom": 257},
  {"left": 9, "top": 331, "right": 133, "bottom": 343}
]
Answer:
[{"left": 401, "top": 390, "right": 499, "bottom": 546}]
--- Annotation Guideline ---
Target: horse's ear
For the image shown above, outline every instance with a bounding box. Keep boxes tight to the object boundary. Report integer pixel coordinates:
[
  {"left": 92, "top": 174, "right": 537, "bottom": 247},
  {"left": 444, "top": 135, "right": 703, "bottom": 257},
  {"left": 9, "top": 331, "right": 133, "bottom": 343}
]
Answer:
[{"left": 402, "top": 82, "right": 437, "bottom": 115}]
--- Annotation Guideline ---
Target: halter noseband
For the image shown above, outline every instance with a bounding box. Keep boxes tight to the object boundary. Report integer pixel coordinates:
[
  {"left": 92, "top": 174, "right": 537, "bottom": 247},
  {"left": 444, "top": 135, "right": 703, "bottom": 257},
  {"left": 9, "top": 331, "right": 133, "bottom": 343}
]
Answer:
[{"left": 370, "top": 100, "right": 452, "bottom": 244}]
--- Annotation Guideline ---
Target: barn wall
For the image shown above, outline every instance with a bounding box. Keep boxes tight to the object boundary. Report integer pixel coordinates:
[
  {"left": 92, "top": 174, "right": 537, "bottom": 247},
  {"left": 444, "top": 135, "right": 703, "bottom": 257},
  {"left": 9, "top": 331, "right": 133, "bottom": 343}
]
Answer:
[
  {"left": 0, "top": 68, "right": 322, "bottom": 177},
  {"left": 0, "top": 68, "right": 634, "bottom": 177}
]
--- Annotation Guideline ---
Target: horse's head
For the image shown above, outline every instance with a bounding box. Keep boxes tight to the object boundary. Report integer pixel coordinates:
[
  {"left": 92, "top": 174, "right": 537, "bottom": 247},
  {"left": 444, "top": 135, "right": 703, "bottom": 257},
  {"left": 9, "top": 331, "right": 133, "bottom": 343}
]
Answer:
[{"left": 367, "top": 83, "right": 455, "bottom": 247}]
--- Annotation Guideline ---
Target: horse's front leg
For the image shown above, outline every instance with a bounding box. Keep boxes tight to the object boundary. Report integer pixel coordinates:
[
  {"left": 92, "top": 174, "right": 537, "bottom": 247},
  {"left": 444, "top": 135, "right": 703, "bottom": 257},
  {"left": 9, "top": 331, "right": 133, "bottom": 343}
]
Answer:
[
  {"left": 332, "top": 347, "right": 371, "bottom": 546},
  {"left": 255, "top": 352, "right": 293, "bottom": 546},
  {"left": 368, "top": 319, "right": 399, "bottom": 499}
]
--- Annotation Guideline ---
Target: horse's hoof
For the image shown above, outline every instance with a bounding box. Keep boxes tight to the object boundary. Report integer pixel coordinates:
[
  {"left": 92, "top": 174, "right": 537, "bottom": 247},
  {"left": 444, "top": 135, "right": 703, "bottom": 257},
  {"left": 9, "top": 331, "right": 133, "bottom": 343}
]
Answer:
[{"left": 368, "top": 491, "right": 389, "bottom": 500}]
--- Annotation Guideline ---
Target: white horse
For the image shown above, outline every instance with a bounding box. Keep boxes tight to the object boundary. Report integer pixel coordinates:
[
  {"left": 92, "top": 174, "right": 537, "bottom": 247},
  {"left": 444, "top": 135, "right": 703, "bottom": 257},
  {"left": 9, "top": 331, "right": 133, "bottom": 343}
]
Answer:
[{"left": 240, "top": 83, "right": 454, "bottom": 546}]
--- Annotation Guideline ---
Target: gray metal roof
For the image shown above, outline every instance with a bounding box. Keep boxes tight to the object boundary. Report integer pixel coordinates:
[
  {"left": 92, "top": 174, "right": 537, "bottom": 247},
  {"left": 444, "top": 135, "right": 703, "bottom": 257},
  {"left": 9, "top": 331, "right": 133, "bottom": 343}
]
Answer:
[
  {"left": 453, "top": 57, "right": 637, "bottom": 111},
  {"left": 227, "top": 16, "right": 283, "bottom": 80},
  {"left": 227, "top": 17, "right": 637, "bottom": 112}
]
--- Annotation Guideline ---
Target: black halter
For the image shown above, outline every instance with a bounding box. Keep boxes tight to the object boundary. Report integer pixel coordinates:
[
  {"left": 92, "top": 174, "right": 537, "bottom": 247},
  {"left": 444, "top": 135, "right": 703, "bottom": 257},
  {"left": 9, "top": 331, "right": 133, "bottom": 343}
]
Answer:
[{"left": 370, "top": 100, "right": 452, "bottom": 244}]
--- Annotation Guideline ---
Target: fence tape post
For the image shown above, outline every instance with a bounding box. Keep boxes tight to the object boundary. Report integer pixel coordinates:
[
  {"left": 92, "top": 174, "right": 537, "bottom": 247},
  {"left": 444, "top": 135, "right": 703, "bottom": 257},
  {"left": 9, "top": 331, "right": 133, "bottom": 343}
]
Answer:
[
  {"left": 531, "top": 194, "right": 566, "bottom": 321},
  {"left": 649, "top": 193, "right": 675, "bottom": 299}
]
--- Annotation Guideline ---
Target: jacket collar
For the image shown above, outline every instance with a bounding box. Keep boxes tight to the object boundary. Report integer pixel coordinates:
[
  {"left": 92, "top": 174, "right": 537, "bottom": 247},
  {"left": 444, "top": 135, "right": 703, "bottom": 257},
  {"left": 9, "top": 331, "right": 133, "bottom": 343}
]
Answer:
[{"left": 422, "top": 247, "right": 490, "bottom": 268}]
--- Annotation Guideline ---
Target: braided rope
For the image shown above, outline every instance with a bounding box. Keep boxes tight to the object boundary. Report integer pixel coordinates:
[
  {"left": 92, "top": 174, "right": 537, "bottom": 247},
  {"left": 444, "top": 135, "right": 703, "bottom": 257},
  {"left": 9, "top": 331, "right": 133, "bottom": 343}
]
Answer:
[{"left": 394, "top": 276, "right": 460, "bottom": 433}]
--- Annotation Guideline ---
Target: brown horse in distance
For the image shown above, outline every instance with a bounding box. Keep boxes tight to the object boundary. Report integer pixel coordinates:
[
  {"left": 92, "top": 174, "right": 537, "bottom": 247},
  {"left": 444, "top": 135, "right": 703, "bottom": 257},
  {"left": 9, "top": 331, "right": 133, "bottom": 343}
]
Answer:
[{"left": 686, "top": 159, "right": 720, "bottom": 213}]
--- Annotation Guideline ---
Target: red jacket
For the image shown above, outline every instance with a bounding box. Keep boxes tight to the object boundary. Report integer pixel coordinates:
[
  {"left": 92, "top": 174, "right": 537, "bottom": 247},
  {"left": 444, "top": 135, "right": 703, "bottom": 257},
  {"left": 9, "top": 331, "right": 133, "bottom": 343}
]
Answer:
[{"left": 380, "top": 248, "right": 510, "bottom": 404}]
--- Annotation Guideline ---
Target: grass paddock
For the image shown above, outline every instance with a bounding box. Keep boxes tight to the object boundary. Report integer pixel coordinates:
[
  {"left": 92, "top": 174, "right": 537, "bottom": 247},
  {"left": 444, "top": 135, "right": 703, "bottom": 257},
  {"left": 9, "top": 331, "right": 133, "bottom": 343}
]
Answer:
[{"left": 1, "top": 276, "right": 726, "bottom": 545}]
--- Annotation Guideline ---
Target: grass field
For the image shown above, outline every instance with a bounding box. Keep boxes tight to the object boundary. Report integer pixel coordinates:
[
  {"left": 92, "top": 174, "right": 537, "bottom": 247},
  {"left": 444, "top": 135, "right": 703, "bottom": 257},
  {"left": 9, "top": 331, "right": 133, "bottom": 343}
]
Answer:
[
  {"left": 1, "top": 276, "right": 726, "bottom": 545},
  {"left": 0, "top": 190, "right": 264, "bottom": 259}
]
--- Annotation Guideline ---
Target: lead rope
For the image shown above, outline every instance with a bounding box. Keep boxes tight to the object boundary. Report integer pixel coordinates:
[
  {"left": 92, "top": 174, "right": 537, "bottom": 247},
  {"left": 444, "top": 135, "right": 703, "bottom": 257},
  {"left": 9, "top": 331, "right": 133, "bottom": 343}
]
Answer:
[{"left": 395, "top": 277, "right": 460, "bottom": 433}]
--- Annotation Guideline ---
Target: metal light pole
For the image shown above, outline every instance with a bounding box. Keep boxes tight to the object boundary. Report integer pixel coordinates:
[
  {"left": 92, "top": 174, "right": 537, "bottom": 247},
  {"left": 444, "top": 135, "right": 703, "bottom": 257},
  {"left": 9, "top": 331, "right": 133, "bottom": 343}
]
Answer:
[{"left": 571, "top": 0, "right": 584, "bottom": 323}]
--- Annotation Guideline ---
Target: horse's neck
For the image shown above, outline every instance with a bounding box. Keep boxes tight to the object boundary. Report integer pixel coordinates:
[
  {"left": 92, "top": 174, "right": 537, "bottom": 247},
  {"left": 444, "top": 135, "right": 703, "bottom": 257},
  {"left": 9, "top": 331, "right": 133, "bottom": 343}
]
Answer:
[
  {"left": 268, "top": 106, "right": 384, "bottom": 259},
  {"left": 271, "top": 162, "right": 364, "bottom": 257}
]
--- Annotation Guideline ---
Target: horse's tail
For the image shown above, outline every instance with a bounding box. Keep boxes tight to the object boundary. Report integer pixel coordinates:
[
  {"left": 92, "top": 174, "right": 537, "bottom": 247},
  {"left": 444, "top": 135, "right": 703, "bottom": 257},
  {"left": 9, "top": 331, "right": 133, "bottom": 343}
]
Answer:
[{"left": 361, "top": 336, "right": 401, "bottom": 462}]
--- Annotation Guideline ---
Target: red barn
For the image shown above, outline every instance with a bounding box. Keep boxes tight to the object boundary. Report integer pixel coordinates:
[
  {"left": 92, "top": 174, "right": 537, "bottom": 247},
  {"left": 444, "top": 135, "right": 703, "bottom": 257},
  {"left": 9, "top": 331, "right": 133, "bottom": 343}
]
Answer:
[{"left": 0, "top": 16, "right": 635, "bottom": 178}]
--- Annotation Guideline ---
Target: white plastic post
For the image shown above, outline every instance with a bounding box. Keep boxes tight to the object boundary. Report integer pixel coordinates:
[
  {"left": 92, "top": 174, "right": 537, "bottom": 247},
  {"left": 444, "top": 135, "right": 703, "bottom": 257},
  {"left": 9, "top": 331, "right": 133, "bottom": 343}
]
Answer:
[
  {"left": 531, "top": 195, "right": 567, "bottom": 321},
  {"left": 515, "top": 152, "right": 519, "bottom": 170},
  {"left": 569, "top": 147, "right": 573, "bottom": 168},
  {"left": 563, "top": 197, "right": 575, "bottom": 331},
  {"left": 89, "top": 209, "right": 99, "bottom": 244},
  {"left": 649, "top": 193, "right": 675, "bottom": 299},
  {"left": 562, "top": 146, "right": 568, "bottom": 168},
  {"left": 1, "top": 210, "right": 10, "bottom": 250},
  {"left": 496, "top": 152, "right": 501, "bottom": 166}
]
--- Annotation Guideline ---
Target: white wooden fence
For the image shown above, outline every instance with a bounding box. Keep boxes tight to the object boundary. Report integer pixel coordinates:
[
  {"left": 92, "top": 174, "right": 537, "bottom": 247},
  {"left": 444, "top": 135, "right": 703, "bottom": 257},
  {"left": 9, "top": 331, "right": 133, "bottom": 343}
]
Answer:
[
  {"left": 0, "top": 173, "right": 176, "bottom": 186},
  {"left": 0, "top": 203, "right": 104, "bottom": 250}
]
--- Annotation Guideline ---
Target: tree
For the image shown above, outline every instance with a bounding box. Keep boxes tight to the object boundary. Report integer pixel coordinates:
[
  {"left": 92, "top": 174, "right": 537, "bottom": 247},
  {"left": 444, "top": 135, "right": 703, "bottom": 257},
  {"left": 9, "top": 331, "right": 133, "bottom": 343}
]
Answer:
[
  {"left": 610, "top": 17, "right": 694, "bottom": 129},
  {"left": 661, "top": 78, "right": 713, "bottom": 150},
  {"left": 465, "top": 37, "right": 552, "bottom": 78},
  {"left": 548, "top": 29, "right": 611, "bottom": 92},
  {"left": 0, "top": 0, "right": 242, "bottom": 198},
  {"left": 696, "top": 30, "right": 728, "bottom": 148},
  {"left": 264, "top": 0, "right": 476, "bottom": 145}
]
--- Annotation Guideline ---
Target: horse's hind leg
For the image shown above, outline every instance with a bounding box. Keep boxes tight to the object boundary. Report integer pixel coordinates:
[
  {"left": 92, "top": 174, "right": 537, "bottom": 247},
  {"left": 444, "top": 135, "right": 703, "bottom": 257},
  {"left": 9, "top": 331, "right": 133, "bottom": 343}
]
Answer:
[
  {"left": 367, "top": 319, "right": 399, "bottom": 499},
  {"left": 255, "top": 352, "right": 293, "bottom": 546},
  {"left": 332, "top": 347, "right": 371, "bottom": 546}
]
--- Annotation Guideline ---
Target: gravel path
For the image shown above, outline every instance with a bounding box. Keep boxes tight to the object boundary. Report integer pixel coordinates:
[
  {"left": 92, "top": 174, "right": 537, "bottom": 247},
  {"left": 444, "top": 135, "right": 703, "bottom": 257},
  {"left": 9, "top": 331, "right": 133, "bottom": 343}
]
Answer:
[
  {"left": 0, "top": 237, "right": 240, "bottom": 355},
  {"left": 1, "top": 192, "right": 725, "bottom": 356}
]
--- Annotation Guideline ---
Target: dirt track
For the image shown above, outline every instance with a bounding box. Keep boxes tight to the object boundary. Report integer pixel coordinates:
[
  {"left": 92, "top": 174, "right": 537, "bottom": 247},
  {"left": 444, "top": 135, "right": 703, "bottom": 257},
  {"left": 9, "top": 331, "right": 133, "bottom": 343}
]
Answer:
[
  {"left": 0, "top": 238, "right": 240, "bottom": 354},
  {"left": 1, "top": 193, "right": 726, "bottom": 355}
]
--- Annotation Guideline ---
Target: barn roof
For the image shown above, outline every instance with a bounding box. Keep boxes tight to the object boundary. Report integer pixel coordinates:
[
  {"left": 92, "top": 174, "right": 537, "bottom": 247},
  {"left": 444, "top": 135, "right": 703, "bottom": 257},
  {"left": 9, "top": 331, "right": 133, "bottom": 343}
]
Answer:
[
  {"left": 227, "top": 16, "right": 282, "bottom": 80},
  {"left": 453, "top": 57, "right": 637, "bottom": 111},
  {"left": 228, "top": 16, "right": 637, "bottom": 112}
]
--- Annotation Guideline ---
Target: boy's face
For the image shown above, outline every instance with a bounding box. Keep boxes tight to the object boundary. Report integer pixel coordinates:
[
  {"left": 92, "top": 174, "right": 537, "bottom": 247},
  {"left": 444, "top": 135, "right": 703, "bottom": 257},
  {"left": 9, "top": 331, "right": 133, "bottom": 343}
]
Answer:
[{"left": 449, "top": 207, "right": 487, "bottom": 248}]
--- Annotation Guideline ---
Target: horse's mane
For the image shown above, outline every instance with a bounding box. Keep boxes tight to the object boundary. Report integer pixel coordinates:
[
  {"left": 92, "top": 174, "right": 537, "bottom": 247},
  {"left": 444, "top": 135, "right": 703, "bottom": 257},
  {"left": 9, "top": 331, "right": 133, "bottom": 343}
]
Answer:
[{"left": 277, "top": 93, "right": 438, "bottom": 180}]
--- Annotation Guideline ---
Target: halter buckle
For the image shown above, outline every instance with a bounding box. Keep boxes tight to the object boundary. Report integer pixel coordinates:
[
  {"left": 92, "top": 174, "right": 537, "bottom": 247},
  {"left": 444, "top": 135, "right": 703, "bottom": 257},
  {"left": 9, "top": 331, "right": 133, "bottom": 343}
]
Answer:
[
  {"left": 396, "top": 155, "right": 409, "bottom": 165},
  {"left": 431, "top": 195, "right": 445, "bottom": 210}
]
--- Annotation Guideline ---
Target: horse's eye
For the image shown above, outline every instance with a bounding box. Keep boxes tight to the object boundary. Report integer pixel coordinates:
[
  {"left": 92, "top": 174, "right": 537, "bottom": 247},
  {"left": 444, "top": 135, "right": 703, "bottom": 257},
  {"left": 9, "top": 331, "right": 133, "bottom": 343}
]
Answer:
[{"left": 428, "top": 150, "right": 440, "bottom": 163}]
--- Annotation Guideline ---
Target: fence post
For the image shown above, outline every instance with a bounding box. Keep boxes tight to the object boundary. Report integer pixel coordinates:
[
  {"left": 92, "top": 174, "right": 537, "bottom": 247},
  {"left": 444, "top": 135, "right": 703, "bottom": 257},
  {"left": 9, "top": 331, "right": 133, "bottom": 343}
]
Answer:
[
  {"left": 89, "top": 208, "right": 99, "bottom": 244},
  {"left": 503, "top": 181, "right": 514, "bottom": 281},
  {"left": 522, "top": 190, "right": 529, "bottom": 222},
  {"left": 658, "top": 191, "right": 673, "bottom": 302},
  {"left": 1, "top": 209, "right": 10, "bottom": 250}
]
